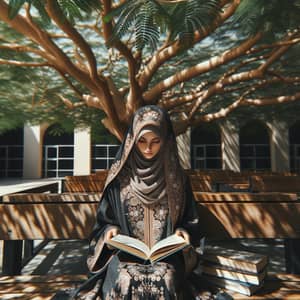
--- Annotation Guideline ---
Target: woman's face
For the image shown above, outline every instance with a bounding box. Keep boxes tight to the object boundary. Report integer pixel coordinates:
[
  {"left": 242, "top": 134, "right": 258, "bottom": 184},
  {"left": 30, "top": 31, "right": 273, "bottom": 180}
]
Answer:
[{"left": 137, "top": 131, "right": 161, "bottom": 159}]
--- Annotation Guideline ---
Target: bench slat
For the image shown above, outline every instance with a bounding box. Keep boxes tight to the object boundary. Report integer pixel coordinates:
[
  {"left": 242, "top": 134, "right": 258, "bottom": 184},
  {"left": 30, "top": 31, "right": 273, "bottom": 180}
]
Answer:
[
  {"left": 194, "top": 192, "right": 298, "bottom": 202},
  {"left": 250, "top": 175, "right": 300, "bottom": 193},
  {"left": 1, "top": 200, "right": 300, "bottom": 239},
  {"left": 0, "top": 275, "right": 85, "bottom": 299},
  {"left": 0, "top": 282, "right": 79, "bottom": 293},
  {"left": 2, "top": 193, "right": 101, "bottom": 203},
  {"left": 0, "top": 294, "right": 53, "bottom": 300},
  {"left": 198, "top": 202, "right": 300, "bottom": 238},
  {"left": 0, "top": 203, "right": 97, "bottom": 240},
  {"left": 0, "top": 274, "right": 86, "bottom": 283}
]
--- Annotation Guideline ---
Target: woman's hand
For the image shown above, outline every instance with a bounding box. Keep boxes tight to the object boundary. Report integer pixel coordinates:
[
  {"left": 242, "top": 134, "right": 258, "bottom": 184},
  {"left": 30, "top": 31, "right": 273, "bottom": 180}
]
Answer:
[
  {"left": 175, "top": 228, "right": 190, "bottom": 244},
  {"left": 105, "top": 227, "right": 120, "bottom": 250}
]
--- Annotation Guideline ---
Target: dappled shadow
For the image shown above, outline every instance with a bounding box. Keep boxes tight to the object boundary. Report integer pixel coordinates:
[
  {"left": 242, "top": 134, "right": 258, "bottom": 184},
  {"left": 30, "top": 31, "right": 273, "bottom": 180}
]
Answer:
[
  {"left": 0, "top": 274, "right": 85, "bottom": 299},
  {"left": 196, "top": 195, "right": 300, "bottom": 239},
  {"left": 0, "top": 202, "right": 97, "bottom": 240}
]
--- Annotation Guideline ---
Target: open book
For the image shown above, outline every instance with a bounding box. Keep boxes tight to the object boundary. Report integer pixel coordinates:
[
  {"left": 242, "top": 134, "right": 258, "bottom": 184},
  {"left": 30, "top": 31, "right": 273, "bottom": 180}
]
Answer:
[{"left": 106, "top": 233, "right": 189, "bottom": 263}]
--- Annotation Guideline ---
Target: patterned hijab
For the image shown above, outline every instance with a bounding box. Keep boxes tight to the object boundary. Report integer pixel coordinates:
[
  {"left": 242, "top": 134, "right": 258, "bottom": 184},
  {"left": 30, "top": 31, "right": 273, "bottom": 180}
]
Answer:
[{"left": 104, "top": 105, "right": 186, "bottom": 226}]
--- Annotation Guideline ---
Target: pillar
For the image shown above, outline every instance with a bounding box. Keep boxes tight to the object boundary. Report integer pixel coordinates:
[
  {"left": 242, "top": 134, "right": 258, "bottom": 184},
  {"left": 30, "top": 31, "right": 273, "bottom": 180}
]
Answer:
[
  {"left": 176, "top": 128, "right": 191, "bottom": 169},
  {"left": 220, "top": 120, "right": 240, "bottom": 172},
  {"left": 23, "top": 124, "right": 43, "bottom": 179},
  {"left": 74, "top": 127, "right": 91, "bottom": 175},
  {"left": 268, "top": 120, "right": 290, "bottom": 172}
]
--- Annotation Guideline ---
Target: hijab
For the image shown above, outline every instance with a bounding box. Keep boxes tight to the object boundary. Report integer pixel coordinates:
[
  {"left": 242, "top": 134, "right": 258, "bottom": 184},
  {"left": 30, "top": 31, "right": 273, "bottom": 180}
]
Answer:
[
  {"left": 104, "top": 105, "right": 186, "bottom": 226},
  {"left": 129, "top": 125, "right": 166, "bottom": 205}
]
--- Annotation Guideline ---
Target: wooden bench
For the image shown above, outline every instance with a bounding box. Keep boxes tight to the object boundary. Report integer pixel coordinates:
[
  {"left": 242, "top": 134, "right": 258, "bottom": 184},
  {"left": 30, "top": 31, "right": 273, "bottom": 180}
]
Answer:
[
  {"left": 63, "top": 171, "right": 108, "bottom": 192},
  {"left": 189, "top": 172, "right": 250, "bottom": 192},
  {"left": 250, "top": 175, "right": 300, "bottom": 193},
  {"left": 189, "top": 171, "right": 298, "bottom": 193},
  {"left": 0, "top": 192, "right": 100, "bottom": 299},
  {"left": 194, "top": 191, "right": 300, "bottom": 298},
  {"left": 1, "top": 191, "right": 300, "bottom": 298}
]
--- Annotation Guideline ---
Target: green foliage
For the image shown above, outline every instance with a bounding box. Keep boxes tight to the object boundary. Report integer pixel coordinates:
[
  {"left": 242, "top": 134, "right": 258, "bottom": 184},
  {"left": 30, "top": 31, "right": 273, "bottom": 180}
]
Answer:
[
  {"left": 233, "top": 0, "right": 300, "bottom": 37},
  {"left": 169, "top": 0, "right": 221, "bottom": 45},
  {"left": 1, "top": 0, "right": 299, "bottom": 137},
  {"left": 108, "top": 0, "right": 222, "bottom": 50},
  {"left": 57, "top": 0, "right": 102, "bottom": 23},
  {"left": 107, "top": 0, "right": 166, "bottom": 51},
  {"left": 8, "top": 0, "right": 101, "bottom": 24}
]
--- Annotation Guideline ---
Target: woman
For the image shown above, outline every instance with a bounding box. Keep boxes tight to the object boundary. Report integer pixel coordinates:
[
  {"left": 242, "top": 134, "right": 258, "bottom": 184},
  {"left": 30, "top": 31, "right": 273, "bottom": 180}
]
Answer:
[{"left": 73, "top": 105, "right": 202, "bottom": 299}]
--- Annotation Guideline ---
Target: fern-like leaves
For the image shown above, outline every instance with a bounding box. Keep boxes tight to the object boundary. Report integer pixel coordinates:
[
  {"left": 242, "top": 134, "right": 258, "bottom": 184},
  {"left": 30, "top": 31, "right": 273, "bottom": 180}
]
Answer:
[
  {"left": 107, "top": 0, "right": 167, "bottom": 51},
  {"left": 106, "top": 0, "right": 222, "bottom": 50},
  {"left": 169, "top": 0, "right": 221, "bottom": 45},
  {"left": 233, "top": 0, "right": 300, "bottom": 37},
  {"left": 7, "top": 0, "right": 101, "bottom": 23}
]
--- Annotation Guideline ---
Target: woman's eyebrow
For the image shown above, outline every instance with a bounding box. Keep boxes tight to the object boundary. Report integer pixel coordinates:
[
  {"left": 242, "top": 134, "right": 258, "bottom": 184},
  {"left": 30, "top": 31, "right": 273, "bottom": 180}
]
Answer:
[{"left": 151, "top": 137, "right": 160, "bottom": 141}]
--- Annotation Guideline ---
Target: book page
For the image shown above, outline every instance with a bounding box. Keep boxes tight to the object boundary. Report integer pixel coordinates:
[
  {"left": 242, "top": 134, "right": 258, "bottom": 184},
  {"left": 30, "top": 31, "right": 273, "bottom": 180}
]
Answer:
[
  {"left": 108, "top": 235, "right": 150, "bottom": 257},
  {"left": 150, "top": 234, "right": 186, "bottom": 255},
  {"left": 107, "top": 233, "right": 189, "bottom": 263}
]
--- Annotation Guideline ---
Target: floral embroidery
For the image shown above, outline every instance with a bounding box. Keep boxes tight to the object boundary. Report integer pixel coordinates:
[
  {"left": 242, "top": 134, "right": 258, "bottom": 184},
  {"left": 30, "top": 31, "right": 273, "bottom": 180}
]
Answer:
[
  {"left": 152, "top": 199, "right": 169, "bottom": 242},
  {"left": 136, "top": 106, "right": 161, "bottom": 123},
  {"left": 104, "top": 133, "right": 134, "bottom": 189}
]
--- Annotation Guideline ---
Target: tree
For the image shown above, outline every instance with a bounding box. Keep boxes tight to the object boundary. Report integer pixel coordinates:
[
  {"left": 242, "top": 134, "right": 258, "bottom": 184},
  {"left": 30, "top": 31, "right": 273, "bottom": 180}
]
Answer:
[{"left": 0, "top": 0, "right": 299, "bottom": 141}]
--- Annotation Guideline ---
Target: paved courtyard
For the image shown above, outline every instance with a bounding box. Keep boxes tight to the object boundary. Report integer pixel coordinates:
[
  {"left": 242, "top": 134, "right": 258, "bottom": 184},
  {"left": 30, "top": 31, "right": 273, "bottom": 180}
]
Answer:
[{"left": 0, "top": 238, "right": 285, "bottom": 275}]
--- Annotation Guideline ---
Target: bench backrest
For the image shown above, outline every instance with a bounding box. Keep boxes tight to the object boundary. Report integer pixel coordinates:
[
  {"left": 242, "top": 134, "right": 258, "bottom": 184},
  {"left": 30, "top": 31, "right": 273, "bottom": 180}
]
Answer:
[
  {"left": 194, "top": 192, "right": 300, "bottom": 239},
  {"left": 64, "top": 171, "right": 108, "bottom": 192},
  {"left": 1, "top": 191, "right": 300, "bottom": 240},
  {"left": 250, "top": 175, "right": 300, "bottom": 193},
  {"left": 0, "top": 193, "right": 100, "bottom": 240}
]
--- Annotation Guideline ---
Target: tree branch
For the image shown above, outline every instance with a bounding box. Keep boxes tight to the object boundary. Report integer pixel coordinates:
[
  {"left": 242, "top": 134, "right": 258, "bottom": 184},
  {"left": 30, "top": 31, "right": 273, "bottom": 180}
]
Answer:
[
  {"left": 143, "top": 32, "right": 263, "bottom": 102},
  {"left": 190, "top": 91, "right": 300, "bottom": 129},
  {"left": 45, "top": 0, "right": 99, "bottom": 80},
  {"left": 0, "top": 58, "right": 49, "bottom": 67},
  {"left": 138, "top": 0, "right": 239, "bottom": 90},
  {"left": 102, "top": 0, "right": 142, "bottom": 114},
  {"left": 258, "top": 30, "right": 300, "bottom": 73}
]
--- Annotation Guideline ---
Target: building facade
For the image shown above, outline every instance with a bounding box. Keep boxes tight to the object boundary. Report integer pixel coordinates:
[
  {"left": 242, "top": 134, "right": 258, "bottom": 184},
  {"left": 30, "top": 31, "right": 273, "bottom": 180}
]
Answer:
[{"left": 1, "top": 117, "right": 299, "bottom": 179}]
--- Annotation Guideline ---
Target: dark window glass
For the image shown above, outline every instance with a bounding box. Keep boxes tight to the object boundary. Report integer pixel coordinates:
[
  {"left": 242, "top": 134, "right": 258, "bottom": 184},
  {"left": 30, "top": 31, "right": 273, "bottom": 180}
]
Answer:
[
  {"left": 8, "top": 146, "right": 23, "bottom": 158},
  {"left": 46, "top": 171, "right": 57, "bottom": 178},
  {"left": 58, "top": 160, "right": 73, "bottom": 169},
  {"left": 46, "top": 147, "right": 57, "bottom": 158},
  {"left": 240, "top": 145, "right": 254, "bottom": 156},
  {"left": 206, "top": 159, "right": 222, "bottom": 169},
  {"left": 195, "top": 147, "right": 204, "bottom": 157},
  {"left": 241, "top": 159, "right": 255, "bottom": 170},
  {"left": 93, "top": 146, "right": 107, "bottom": 157},
  {"left": 206, "top": 146, "right": 220, "bottom": 157},
  {"left": 47, "top": 160, "right": 57, "bottom": 170},
  {"left": 59, "top": 147, "right": 74, "bottom": 157},
  {"left": 109, "top": 146, "right": 119, "bottom": 157},
  {"left": 0, "top": 148, "right": 6, "bottom": 158},
  {"left": 256, "top": 159, "right": 270, "bottom": 169},
  {"left": 8, "top": 159, "right": 22, "bottom": 169},
  {"left": 256, "top": 145, "right": 269, "bottom": 157},
  {"left": 58, "top": 170, "right": 73, "bottom": 177}
]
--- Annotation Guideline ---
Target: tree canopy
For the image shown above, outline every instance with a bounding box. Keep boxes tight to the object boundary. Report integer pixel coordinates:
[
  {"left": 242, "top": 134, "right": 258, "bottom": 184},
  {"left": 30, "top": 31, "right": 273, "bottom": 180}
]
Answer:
[{"left": 0, "top": 0, "right": 299, "bottom": 140}]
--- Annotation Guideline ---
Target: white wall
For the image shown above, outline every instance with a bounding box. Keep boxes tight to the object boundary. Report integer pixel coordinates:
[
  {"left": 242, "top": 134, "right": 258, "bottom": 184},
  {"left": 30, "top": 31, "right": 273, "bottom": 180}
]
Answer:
[
  {"left": 74, "top": 127, "right": 91, "bottom": 175},
  {"left": 23, "top": 124, "right": 43, "bottom": 178},
  {"left": 220, "top": 120, "right": 240, "bottom": 172}
]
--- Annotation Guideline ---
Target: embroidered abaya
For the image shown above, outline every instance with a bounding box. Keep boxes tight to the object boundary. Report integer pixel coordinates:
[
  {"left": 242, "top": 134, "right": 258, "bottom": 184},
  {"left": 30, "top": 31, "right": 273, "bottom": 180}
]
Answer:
[{"left": 73, "top": 106, "right": 202, "bottom": 300}]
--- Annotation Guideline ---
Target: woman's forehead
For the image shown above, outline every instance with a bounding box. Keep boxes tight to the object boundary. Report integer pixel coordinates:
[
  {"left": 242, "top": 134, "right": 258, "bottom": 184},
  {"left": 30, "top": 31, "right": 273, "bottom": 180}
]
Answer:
[{"left": 139, "top": 131, "right": 160, "bottom": 139}]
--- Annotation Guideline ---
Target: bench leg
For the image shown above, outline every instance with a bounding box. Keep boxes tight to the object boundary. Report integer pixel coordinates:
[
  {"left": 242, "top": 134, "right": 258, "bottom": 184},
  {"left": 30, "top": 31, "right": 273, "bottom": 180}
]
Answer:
[
  {"left": 284, "top": 239, "right": 300, "bottom": 274},
  {"left": 24, "top": 240, "right": 34, "bottom": 259},
  {"left": 2, "top": 240, "right": 23, "bottom": 275}
]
